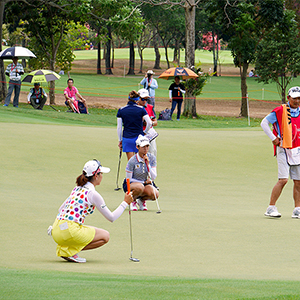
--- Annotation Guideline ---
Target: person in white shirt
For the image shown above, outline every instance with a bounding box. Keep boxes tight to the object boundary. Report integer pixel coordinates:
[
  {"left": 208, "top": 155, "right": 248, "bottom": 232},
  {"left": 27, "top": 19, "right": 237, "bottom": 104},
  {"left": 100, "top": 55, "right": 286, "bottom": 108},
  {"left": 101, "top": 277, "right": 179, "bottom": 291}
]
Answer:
[
  {"left": 3, "top": 57, "right": 24, "bottom": 107},
  {"left": 48, "top": 159, "right": 133, "bottom": 263}
]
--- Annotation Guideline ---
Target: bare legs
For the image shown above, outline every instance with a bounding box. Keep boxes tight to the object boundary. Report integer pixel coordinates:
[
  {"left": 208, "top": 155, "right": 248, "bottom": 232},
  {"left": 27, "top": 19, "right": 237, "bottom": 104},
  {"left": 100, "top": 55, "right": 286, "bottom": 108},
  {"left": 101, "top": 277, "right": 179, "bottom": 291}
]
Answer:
[
  {"left": 130, "top": 182, "right": 159, "bottom": 201},
  {"left": 269, "top": 178, "right": 300, "bottom": 208},
  {"left": 269, "top": 178, "right": 288, "bottom": 205},
  {"left": 82, "top": 227, "right": 110, "bottom": 250}
]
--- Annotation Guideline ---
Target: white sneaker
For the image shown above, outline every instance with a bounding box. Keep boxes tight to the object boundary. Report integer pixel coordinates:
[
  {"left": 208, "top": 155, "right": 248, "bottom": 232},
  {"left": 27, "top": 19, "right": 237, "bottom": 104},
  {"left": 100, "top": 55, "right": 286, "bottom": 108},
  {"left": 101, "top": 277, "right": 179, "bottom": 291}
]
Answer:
[
  {"left": 292, "top": 208, "right": 300, "bottom": 218},
  {"left": 130, "top": 201, "right": 138, "bottom": 211},
  {"left": 137, "top": 199, "right": 148, "bottom": 211},
  {"left": 264, "top": 206, "right": 281, "bottom": 218},
  {"left": 61, "top": 254, "right": 86, "bottom": 263}
]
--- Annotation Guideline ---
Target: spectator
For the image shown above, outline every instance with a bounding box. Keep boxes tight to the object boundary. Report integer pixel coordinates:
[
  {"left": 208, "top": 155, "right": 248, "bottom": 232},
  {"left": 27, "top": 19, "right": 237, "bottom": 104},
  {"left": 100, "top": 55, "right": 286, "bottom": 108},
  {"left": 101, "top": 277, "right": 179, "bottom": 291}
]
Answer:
[
  {"left": 64, "top": 78, "right": 89, "bottom": 114},
  {"left": 249, "top": 70, "right": 254, "bottom": 77},
  {"left": 140, "top": 70, "right": 158, "bottom": 109},
  {"left": 27, "top": 83, "right": 47, "bottom": 110},
  {"left": 169, "top": 76, "right": 186, "bottom": 120},
  {"left": 3, "top": 57, "right": 24, "bottom": 108}
]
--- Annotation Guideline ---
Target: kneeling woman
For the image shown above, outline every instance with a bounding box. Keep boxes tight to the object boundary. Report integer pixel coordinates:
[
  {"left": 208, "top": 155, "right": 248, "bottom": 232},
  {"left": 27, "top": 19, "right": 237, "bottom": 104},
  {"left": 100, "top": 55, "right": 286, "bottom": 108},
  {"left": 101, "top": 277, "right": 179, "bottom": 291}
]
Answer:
[
  {"left": 49, "top": 159, "right": 133, "bottom": 263},
  {"left": 124, "top": 135, "right": 159, "bottom": 211}
]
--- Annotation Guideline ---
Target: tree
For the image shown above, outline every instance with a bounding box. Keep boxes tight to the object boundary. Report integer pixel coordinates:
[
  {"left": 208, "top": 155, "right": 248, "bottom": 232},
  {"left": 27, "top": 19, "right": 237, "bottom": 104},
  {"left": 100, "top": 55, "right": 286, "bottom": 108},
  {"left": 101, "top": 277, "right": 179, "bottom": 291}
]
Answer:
[
  {"left": 3, "top": 0, "right": 91, "bottom": 103},
  {"left": 138, "top": 0, "right": 200, "bottom": 117},
  {"left": 183, "top": 64, "right": 209, "bottom": 117},
  {"left": 136, "top": 22, "right": 153, "bottom": 73},
  {"left": 206, "top": 0, "right": 284, "bottom": 117},
  {"left": 255, "top": 9, "right": 300, "bottom": 103}
]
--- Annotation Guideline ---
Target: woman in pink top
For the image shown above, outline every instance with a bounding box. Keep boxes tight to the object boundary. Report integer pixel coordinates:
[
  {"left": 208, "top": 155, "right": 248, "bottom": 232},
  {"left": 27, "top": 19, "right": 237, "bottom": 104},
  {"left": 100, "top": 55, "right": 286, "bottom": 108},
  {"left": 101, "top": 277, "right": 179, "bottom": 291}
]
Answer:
[{"left": 64, "top": 78, "right": 89, "bottom": 114}]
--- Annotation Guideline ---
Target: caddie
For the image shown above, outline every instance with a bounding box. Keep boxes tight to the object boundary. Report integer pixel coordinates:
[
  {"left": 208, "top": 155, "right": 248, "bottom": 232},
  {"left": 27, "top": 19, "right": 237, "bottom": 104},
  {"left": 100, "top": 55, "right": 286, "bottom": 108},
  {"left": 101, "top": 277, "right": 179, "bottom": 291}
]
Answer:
[{"left": 261, "top": 86, "right": 300, "bottom": 218}]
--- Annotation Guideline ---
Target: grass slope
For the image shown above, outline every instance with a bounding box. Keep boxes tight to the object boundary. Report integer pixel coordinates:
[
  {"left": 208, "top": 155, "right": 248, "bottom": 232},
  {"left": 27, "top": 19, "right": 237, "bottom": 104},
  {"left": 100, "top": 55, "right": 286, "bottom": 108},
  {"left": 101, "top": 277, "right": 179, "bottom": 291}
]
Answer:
[{"left": 0, "top": 105, "right": 261, "bottom": 128}]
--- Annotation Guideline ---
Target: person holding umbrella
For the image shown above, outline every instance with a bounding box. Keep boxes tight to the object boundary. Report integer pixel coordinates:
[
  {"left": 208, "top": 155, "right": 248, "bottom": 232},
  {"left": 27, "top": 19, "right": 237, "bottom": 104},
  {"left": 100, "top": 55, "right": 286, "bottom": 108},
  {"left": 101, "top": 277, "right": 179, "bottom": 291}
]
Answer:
[
  {"left": 27, "top": 83, "right": 47, "bottom": 110},
  {"left": 3, "top": 57, "right": 24, "bottom": 107},
  {"left": 169, "top": 76, "right": 186, "bottom": 120}
]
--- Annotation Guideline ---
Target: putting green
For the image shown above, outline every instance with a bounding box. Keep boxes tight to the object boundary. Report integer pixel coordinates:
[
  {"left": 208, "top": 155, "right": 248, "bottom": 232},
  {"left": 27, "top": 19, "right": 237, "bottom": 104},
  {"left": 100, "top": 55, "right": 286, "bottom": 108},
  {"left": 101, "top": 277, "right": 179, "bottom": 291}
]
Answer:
[{"left": 1, "top": 123, "right": 299, "bottom": 282}]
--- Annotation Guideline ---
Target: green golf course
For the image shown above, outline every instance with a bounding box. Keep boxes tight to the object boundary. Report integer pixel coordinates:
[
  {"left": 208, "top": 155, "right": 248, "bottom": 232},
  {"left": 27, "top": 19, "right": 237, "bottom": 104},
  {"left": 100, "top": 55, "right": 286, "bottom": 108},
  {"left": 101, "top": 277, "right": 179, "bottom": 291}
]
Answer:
[{"left": 1, "top": 106, "right": 300, "bottom": 299}]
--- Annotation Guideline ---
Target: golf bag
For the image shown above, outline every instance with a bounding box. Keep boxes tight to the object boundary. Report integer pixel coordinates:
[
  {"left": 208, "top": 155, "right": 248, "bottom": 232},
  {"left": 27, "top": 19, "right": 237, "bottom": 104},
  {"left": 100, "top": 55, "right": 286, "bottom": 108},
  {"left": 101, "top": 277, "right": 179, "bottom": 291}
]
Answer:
[
  {"left": 158, "top": 108, "right": 172, "bottom": 120},
  {"left": 68, "top": 100, "right": 87, "bottom": 114}
]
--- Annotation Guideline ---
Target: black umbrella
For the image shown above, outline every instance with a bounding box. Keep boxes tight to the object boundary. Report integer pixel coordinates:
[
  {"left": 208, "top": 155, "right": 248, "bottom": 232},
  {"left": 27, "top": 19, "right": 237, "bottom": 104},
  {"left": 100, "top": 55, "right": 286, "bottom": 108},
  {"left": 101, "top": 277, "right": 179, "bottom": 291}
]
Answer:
[{"left": 0, "top": 46, "right": 36, "bottom": 59}]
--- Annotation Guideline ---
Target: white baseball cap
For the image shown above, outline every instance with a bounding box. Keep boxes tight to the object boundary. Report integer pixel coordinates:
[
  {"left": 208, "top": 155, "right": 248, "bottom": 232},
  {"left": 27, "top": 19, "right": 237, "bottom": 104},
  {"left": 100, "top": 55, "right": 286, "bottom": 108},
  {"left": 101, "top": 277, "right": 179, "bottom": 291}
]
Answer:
[
  {"left": 147, "top": 70, "right": 154, "bottom": 75},
  {"left": 136, "top": 135, "right": 150, "bottom": 147},
  {"left": 83, "top": 159, "right": 110, "bottom": 177},
  {"left": 288, "top": 86, "right": 300, "bottom": 98},
  {"left": 138, "top": 88, "right": 149, "bottom": 99}
]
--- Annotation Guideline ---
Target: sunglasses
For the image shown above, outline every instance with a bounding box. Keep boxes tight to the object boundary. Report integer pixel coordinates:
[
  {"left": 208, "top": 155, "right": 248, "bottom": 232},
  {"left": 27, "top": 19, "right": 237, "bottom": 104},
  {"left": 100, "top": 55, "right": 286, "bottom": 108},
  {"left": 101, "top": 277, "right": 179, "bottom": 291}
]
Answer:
[{"left": 93, "top": 159, "right": 102, "bottom": 175}]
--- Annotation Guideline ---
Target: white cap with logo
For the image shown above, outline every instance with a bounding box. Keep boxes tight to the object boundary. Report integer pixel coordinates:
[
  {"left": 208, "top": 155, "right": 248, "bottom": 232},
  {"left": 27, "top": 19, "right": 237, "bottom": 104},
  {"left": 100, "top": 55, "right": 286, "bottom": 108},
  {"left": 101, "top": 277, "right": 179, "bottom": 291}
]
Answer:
[
  {"left": 288, "top": 86, "right": 300, "bottom": 98},
  {"left": 83, "top": 159, "right": 110, "bottom": 177},
  {"left": 136, "top": 135, "right": 150, "bottom": 147}
]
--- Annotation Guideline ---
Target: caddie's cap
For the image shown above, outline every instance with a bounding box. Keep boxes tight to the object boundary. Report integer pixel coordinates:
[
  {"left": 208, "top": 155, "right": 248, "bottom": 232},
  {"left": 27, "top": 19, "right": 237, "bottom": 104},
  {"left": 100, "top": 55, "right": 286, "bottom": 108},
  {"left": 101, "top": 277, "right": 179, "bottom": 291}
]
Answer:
[
  {"left": 83, "top": 159, "right": 110, "bottom": 177},
  {"left": 136, "top": 135, "right": 150, "bottom": 147},
  {"left": 138, "top": 88, "right": 150, "bottom": 99},
  {"left": 147, "top": 70, "right": 154, "bottom": 75},
  {"left": 288, "top": 86, "right": 300, "bottom": 98}
]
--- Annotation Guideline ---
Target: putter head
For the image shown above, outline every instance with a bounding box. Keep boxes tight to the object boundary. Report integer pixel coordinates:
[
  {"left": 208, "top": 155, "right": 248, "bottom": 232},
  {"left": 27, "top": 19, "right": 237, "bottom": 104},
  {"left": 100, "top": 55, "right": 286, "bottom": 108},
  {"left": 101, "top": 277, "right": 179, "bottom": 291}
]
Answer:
[
  {"left": 114, "top": 187, "right": 121, "bottom": 191},
  {"left": 156, "top": 211, "right": 162, "bottom": 214},
  {"left": 129, "top": 257, "right": 140, "bottom": 262}
]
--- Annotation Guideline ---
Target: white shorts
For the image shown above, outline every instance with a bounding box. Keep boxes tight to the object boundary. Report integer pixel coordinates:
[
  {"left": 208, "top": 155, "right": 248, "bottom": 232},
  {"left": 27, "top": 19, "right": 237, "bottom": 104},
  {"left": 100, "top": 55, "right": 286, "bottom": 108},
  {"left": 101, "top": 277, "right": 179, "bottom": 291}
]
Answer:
[{"left": 277, "top": 147, "right": 300, "bottom": 180}]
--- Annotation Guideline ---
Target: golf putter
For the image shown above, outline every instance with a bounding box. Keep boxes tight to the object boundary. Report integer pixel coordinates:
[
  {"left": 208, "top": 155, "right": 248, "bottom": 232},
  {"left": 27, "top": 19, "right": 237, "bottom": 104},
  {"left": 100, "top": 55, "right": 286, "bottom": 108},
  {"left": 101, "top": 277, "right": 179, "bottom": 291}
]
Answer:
[
  {"left": 145, "top": 160, "right": 161, "bottom": 214},
  {"left": 127, "top": 178, "right": 140, "bottom": 262},
  {"left": 114, "top": 148, "right": 122, "bottom": 191}
]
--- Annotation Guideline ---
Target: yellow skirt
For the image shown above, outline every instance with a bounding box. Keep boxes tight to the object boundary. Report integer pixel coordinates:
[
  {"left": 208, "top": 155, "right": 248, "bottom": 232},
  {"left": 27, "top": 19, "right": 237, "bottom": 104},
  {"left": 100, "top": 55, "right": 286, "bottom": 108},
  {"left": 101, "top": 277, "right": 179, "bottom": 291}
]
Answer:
[{"left": 52, "top": 219, "right": 95, "bottom": 257}]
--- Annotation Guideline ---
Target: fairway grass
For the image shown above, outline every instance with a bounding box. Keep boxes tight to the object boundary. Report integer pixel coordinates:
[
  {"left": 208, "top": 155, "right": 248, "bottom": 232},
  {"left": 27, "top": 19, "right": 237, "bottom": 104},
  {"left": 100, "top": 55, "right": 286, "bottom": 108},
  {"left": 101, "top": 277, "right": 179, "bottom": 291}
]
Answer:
[
  {"left": 2, "top": 268, "right": 300, "bottom": 300},
  {"left": 2, "top": 116, "right": 300, "bottom": 299}
]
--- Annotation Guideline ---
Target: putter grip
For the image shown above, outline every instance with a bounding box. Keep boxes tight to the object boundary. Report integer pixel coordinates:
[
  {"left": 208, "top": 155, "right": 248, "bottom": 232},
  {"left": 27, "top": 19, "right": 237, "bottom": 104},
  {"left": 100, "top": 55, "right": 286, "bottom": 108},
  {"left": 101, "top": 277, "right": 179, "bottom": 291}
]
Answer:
[{"left": 126, "top": 178, "right": 130, "bottom": 194}]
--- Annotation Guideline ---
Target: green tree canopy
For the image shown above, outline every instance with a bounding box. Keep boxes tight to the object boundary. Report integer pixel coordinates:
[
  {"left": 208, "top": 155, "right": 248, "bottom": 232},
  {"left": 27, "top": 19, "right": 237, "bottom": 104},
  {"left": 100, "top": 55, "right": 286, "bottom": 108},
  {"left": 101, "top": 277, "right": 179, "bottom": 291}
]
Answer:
[{"left": 255, "top": 9, "right": 300, "bottom": 103}]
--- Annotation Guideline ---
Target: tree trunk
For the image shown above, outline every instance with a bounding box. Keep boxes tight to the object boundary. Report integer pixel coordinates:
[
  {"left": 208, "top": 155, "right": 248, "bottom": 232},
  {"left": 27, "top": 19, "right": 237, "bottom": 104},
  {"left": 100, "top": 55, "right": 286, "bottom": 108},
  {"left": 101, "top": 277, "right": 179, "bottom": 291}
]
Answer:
[
  {"left": 164, "top": 44, "right": 170, "bottom": 69},
  {"left": 105, "top": 26, "right": 113, "bottom": 75},
  {"left": 212, "top": 28, "right": 218, "bottom": 76},
  {"left": 0, "top": 0, "right": 7, "bottom": 101},
  {"left": 183, "top": 0, "right": 196, "bottom": 117},
  {"left": 49, "top": 59, "right": 56, "bottom": 105},
  {"left": 138, "top": 46, "right": 143, "bottom": 73},
  {"left": 22, "top": 39, "right": 26, "bottom": 69},
  {"left": 240, "top": 61, "right": 249, "bottom": 117},
  {"left": 153, "top": 29, "right": 161, "bottom": 69},
  {"left": 183, "top": 92, "right": 197, "bottom": 118},
  {"left": 173, "top": 47, "right": 178, "bottom": 63},
  {"left": 111, "top": 38, "right": 114, "bottom": 68},
  {"left": 97, "top": 30, "right": 102, "bottom": 74},
  {"left": 184, "top": 0, "right": 195, "bottom": 69},
  {"left": 127, "top": 42, "right": 135, "bottom": 75}
]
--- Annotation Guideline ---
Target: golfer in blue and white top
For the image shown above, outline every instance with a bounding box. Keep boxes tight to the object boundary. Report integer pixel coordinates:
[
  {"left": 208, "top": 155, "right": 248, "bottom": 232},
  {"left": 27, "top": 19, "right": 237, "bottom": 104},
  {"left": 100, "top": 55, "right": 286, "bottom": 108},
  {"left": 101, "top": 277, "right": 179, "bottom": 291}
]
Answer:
[
  {"left": 117, "top": 90, "right": 152, "bottom": 160},
  {"left": 124, "top": 135, "right": 159, "bottom": 211}
]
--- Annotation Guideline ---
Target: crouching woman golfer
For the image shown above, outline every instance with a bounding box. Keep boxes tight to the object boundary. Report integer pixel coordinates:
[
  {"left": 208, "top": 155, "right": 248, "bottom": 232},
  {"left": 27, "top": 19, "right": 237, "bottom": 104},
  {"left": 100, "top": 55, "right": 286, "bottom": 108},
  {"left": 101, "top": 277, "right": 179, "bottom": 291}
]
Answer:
[
  {"left": 123, "top": 135, "right": 159, "bottom": 211},
  {"left": 48, "top": 159, "right": 133, "bottom": 263}
]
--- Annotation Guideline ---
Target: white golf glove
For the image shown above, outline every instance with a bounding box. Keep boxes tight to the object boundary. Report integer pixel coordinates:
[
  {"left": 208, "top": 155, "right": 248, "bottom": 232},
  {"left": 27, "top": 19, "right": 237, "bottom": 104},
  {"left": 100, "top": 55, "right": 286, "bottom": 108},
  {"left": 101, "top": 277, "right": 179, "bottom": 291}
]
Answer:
[{"left": 47, "top": 225, "right": 53, "bottom": 236}]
